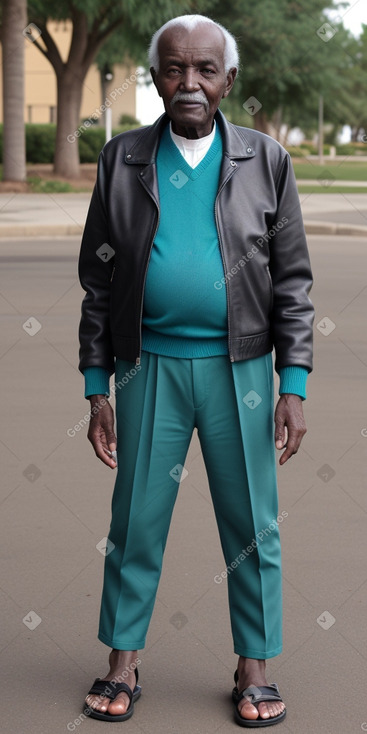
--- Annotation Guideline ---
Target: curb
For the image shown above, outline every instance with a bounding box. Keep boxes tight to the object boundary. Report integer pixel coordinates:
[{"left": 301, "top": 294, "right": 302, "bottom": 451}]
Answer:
[
  {"left": 0, "top": 224, "right": 83, "bottom": 238},
  {"left": 0, "top": 221, "right": 366, "bottom": 238},
  {"left": 304, "top": 220, "right": 367, "bottom": 236}
]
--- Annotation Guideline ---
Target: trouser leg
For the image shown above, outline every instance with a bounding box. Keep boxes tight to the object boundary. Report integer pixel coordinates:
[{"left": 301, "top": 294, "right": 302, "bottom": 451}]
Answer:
[
  {"left": 98, "top": 352, "right": 194, "bottom": 650},
  {"left": 194, "top": 353, "right": 282, "bottom": 658}
]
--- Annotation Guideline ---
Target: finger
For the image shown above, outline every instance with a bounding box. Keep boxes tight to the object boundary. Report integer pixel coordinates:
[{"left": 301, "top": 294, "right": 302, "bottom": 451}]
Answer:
[
  {"left": 278, "top": 444, "right": 293, "bottom": 465},
  {"left": 278, "top": 435, "right": 299, "bottom": 465},
  {"left": 90, "top": 433, "right": 117, "bottom": 469},
  {"left": 275, "top": 425, "right": 287, "bottom": 450},
  {"left": 103, "top": 445, "right": 117, "bottom": 467}
]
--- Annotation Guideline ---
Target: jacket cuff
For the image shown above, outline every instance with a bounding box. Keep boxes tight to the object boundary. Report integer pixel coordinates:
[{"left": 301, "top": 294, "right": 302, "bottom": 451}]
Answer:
[
  {"left": 278, "top": 366, "right": 308, "bottom": 400},
  {"left": 83, "top": 367, "right": 110, "bottom": 399}
]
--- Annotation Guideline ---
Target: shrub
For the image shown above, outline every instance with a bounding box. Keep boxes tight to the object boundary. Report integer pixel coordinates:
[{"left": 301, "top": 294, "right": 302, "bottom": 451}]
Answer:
[
  {"left": 0, "top": 122, "right": 142, "bottom": 164},
  {"left": 118, "top": 113, "right": 140, "bottom": 126}
]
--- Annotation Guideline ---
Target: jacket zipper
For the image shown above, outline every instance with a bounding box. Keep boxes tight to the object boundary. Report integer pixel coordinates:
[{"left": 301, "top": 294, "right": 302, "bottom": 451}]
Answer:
[{"left": 215, "top": 161, "right": 238, "bottom": 362}]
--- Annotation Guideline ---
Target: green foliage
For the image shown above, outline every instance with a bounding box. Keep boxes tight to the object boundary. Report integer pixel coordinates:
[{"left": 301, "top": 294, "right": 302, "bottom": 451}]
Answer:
[
  {"left": 210, "top": 0, "right": 362, "bottom": 136},
  {"left": 118, "top": 113, "right": 141, "bottom": 126},
  {"left": 336, "top": 143, "right": 367, "bottom": 156},
  {"left": 287, "top": 144, "right": 332, "bottom": 156},
  {"left": 0, "top": 123, "right": 142, "bottom": 164},
  {"left": 27, "top": 176, "right": 73, "bottom": 192},
  {"left": 24, "top": 124, "right": 57, "bottom": 163}
]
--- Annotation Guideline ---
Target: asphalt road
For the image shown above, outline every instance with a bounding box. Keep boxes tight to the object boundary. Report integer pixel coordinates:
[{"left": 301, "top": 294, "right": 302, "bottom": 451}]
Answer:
[{"left": 1, "top": 235, "right": 367, "bottom": 734}]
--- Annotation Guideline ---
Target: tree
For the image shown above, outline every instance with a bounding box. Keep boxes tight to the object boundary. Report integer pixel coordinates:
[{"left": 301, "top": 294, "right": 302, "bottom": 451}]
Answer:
[
  {"left": 211, "top": 0, "right": 347, "bottom": 139},
  {"left": 1, "top": 0, "right": 27, "bottom": 181},
  {"left": 27, "top": 0, "right": 215, "bottom": 178},
  {"left": 324, "top": 25, "right": 367, "bottom": 141}
]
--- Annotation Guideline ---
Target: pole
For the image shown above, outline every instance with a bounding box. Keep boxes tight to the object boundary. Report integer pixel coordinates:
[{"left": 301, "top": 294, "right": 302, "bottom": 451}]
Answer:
[{"left": 105, "top": 107, "right": 112, "bottom": 143}]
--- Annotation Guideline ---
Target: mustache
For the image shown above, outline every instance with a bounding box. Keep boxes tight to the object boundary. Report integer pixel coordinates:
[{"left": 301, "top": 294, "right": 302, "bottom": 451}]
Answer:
[{"left": 170, "top": 91, "right": 209, "bottom": 109}]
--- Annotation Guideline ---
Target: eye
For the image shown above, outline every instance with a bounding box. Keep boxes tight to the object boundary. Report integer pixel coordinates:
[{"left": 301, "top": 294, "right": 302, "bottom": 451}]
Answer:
[
  {"left": 167, "top": 67, "right": 182, "bottom": 76},
  {"left": 201, "top": 68, "right": 216, "bottom": 75}
]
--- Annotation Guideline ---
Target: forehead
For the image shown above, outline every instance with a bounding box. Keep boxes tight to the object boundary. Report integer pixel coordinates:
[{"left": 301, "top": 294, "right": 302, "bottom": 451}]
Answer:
[{"left": 158, "top": 23, "right": 225, "bottom": 65}]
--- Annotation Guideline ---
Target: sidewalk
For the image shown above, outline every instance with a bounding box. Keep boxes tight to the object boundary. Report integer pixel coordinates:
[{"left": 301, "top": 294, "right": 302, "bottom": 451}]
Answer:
[{"left": 0, "top": 191, "right": 367, "bottom": 238}]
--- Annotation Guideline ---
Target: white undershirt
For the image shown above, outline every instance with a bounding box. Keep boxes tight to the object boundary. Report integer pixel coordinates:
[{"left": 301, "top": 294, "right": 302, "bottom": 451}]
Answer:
[{"left": 169, "top": 120, "right": 216, "bottom": 168}]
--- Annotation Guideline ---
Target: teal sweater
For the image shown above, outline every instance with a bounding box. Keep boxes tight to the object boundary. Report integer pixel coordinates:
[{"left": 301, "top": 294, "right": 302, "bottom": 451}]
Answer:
[{"left": 83, "top": 123, "right": 308, "bottom": 399}]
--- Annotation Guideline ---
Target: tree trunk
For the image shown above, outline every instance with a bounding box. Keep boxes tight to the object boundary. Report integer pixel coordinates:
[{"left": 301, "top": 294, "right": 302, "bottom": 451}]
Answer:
[
  {"left": 53, "top": 69, "right": 84, "bottom": 178},
  {"left": 1, "top": 0, "right": 27, "bottom": 181},
  {"left": 253, "top": 109, "right": 271, "bottom": 135}
]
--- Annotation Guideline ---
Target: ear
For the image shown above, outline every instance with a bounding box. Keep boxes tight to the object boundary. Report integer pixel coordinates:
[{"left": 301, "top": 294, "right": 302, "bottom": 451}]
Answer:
[
  {"left": 150, "top": 67, "right": 162, "bottom": 98},
  {"left": 222, "top": 67, "right": 237, "bottom": 99}
]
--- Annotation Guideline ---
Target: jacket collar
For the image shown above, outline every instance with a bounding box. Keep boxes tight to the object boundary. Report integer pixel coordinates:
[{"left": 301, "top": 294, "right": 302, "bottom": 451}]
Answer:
[{"left": 125, "top": 108, "right": 256, "bottom": 164}]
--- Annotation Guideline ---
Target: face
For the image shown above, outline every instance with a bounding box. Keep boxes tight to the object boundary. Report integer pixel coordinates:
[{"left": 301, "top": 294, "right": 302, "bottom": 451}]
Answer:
[{"left": 151, "top": 23, "right": 237, "bottom": 138}]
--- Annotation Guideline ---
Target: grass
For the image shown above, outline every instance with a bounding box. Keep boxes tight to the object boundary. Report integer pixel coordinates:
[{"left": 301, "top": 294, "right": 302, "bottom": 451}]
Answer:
[
  {"left": 292, "top": 161, "right": 367, "bottom": 181},
  {"left": 27, "top": 176, "right": 73, "bottom": 193},
  {"left": 1, "top": 159, "right": 367, "bottom": 194},
  {"left": 297, "top": 185, "right": 367, "bottom": 194}
]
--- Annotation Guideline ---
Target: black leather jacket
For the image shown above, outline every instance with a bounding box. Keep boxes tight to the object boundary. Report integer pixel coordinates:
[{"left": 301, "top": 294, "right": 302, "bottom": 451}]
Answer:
[{"left": 78, "top": 109, "right": 314, "bottom": 374}]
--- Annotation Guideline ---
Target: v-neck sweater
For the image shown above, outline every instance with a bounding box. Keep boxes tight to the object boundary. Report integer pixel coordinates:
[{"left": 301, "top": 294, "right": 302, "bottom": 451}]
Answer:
[{"left": 141, "top": 121, "right": 228, "bottom": 358}]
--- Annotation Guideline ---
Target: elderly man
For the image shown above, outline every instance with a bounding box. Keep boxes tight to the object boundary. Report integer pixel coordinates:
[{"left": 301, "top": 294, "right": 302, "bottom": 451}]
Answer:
[{"left": 79, "top": 14, "right": 314, "bottom": 727}]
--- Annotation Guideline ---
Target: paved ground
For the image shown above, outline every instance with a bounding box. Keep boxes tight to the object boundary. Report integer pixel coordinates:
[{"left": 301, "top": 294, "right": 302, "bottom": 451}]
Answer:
[
  {"left": 0, "top": 232, "right": 367, "bottom": 733},
  {"left": 1, "top": 192, "right": 367, "bottom": 237}
]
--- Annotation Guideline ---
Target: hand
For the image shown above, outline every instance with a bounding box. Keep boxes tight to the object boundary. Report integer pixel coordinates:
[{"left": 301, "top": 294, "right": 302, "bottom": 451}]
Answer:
[
  {"left": 87, "top": 395, "right": 117, "bottom": 469},
  {"left": 274, "top": 394, "right": 307, "bottom": 466}
]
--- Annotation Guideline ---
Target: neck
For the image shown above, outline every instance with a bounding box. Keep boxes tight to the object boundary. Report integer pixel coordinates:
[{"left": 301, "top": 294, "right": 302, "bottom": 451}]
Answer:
[{"left": 171, "top": 120, "right": 214, "bottom": 139}]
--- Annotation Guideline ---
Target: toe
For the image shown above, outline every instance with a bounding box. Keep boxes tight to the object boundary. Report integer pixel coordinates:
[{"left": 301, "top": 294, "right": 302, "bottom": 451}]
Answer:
[
  {"left": 257, "top": 702, "right": 271, "bottom": 719},
  {"left": 238, "top": 698, "right": 260, "bottom": 720},
  {"left": 258, "top": 701, "right": 285, "bottom": 720},
  {"left": 85, "top": 694, "right": 109, "bottom": 712},
  {"left": 107, "top": 692, "right": 130, "bottom": 715}
]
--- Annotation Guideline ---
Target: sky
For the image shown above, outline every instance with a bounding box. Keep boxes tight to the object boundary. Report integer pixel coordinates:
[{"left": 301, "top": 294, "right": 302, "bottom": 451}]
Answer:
[{"left": 136, "top": 0, "right": 367, "bottom": 125}]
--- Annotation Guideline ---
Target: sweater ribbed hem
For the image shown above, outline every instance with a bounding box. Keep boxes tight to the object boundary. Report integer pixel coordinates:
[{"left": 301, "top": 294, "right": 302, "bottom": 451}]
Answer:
[
  {"left": 278, "top": 366, "right": 308, "bottom": 400},
  {"left": 142, "top": 327, "right": 228, "bottom": 359},
  {"left": 83, "top": 366, "right": 110, "bottom": 399}
]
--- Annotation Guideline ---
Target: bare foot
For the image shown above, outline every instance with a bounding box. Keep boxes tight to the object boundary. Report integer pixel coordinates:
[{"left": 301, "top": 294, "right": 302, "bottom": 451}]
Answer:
[
  {"left": 236, "top": 657, "right": 285, "bottom": 722},
  {"left": 85, "top": 649, "right": 139, "bottom": 716}
]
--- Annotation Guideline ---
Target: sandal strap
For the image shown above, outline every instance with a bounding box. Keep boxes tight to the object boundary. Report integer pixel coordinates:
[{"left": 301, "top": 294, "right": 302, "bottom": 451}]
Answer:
[
  {"left": 87, "top": 678, "right": 133, "bottom": 702},
  {"left": 237, "top": 683, "right": 282, "bottom": 704}
]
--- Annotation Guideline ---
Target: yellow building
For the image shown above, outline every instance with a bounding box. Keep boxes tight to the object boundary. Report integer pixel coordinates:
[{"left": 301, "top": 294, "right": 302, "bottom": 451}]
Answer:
[{"left": 0, "top": 20, "right": 137, "bottom": 126}]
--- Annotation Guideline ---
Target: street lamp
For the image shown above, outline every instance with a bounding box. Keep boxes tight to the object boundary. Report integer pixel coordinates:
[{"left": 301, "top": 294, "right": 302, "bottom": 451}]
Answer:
[{"left": 101, "top": 64, "right": 114, "bottom": 143}]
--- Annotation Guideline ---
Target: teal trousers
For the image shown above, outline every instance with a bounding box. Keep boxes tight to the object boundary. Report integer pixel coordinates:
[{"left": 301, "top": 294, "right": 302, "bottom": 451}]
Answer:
[{"left": 98, "top": 351, "right": 282, "bottom": 658}]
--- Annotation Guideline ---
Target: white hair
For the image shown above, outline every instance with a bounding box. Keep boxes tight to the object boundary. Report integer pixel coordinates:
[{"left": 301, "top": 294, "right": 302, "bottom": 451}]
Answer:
[{"left": 148, "top": 14, "right": 239, "bottom": 74}]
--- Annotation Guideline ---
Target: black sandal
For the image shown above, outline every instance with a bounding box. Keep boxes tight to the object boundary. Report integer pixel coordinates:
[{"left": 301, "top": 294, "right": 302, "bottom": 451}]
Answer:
[
  {"left": 232, "top": 670, "right": 286, "bottom": 728},
  {"left": 84, "top": 667, "right": 141, "bottom": 722}
]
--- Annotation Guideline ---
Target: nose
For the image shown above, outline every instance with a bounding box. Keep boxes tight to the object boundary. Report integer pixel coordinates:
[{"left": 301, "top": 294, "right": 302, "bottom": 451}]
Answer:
[{"left": 180, "top": 67, "right": 200, "bottom": 92}]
